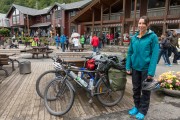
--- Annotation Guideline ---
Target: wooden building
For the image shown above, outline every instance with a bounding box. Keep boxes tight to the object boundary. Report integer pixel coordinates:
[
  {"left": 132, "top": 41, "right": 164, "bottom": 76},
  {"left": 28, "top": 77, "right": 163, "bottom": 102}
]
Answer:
[
  {"left": 48, "top": 0, "right": 91, "bottom": 36},
  {"left": 70, "top": 0, "right": 180, "bottom": 40},
  {"left": 5, "top": 0, "right": 92, "bottom": 37}
]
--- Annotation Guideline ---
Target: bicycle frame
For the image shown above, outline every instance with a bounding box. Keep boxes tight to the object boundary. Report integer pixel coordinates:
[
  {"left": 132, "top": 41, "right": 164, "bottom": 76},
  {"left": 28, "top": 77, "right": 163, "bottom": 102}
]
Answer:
[{"left": 59, "top": 63, "right": 109, "bottom": 98}]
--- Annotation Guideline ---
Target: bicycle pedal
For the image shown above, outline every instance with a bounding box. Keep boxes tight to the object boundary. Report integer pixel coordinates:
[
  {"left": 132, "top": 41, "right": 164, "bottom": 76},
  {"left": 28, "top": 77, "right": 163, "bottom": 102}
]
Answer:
[{"left": 88, "top": 99, "right": 93, "bottom": 104}]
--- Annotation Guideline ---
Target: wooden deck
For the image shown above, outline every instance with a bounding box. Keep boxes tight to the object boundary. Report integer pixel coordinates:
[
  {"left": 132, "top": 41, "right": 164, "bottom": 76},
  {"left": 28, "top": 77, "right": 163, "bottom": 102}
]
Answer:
[{"left": 0, "top": 61, "right": 159, "bottom": 120}]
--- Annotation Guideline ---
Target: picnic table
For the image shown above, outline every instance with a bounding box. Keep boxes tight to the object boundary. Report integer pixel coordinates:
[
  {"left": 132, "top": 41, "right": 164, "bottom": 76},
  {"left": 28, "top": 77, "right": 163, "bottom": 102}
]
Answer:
[
  {"left": 0, "top": 53, "right": 16, "bottom": 76},
  {"left": 70, "top": 47, "right": 84, "bottom": 52},
  {"left": 26, "top": 46, "right": 53, "bottom": 58},
  {"left": 62, "top": 58, "right": 86, "bottom": 67}
]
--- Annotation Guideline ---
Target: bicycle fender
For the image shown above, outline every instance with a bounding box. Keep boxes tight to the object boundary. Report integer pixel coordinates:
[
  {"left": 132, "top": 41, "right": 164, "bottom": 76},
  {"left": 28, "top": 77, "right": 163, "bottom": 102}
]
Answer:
[{"left": 66, "top": 80, "right": 76, "bottom": 92}]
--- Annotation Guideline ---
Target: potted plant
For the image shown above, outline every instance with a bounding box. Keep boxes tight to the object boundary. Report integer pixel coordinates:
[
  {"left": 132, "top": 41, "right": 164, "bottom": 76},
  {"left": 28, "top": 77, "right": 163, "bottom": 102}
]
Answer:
[{"left": 158, "top": 71, "right": 180, "bottom": 97}]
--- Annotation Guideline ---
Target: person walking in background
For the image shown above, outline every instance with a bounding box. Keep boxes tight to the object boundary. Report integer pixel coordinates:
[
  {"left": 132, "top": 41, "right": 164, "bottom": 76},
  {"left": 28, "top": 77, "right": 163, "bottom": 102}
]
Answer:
[
  {"left": 126, "top": 16, "right": 159, "bottom": 120},
  {"left": 80, "top": 35, "right": 85, "bottom": 48},
  {"left": 65, "top": 36, "right": 69, "bottom": 50},
  {"left": 72, "top": 37, "right": 80, "bottom": 51},
  {"left": 31, "top": 37, "right": 38, "bottom": 47},
  {"left": 157, "top": 34, "right": 172, "bottom": 66},
  {"left": 33, "top": 35, "right": 39, "bottom": 46},
  {"left": 91, "top": 34, "right": 99, "bottom": 52},
  {"left": 60, "top": 34, "right": 66, "bottom": 52},
  {"left": 101, "top": 32, "right": 105, "bottom": 48},
  {"left": 0, "top": 35, "right": 4, "bottom": 49},
  {"left": 106, "top": 33, "right": 110, "bottom": 45},
  {"left": 169, "top": 30, "right": 179, "bottom": 64},
  {"left": 54, "top": 34, "right": 60, "bottom": 49}
]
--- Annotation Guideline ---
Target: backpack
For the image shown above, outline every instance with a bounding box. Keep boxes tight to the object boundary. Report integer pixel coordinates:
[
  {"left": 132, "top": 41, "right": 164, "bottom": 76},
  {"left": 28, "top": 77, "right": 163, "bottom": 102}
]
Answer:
[{"left": 163, "top": 39, "right": 171, "bottom": 48}]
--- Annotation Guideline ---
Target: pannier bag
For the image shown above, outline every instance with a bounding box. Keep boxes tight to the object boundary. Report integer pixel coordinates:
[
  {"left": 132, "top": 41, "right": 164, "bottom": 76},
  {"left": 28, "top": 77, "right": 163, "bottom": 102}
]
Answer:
[
  {"left": 108, "top": 68, "right": 127, "bottom": 91},
  {"left": 86, "top": 59, "right": 95, "bottom": 70}
]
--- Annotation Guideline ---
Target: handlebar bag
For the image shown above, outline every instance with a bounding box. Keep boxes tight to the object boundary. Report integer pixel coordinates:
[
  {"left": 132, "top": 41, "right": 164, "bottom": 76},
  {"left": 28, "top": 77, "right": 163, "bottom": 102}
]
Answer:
[{"left": 86, "top": 59, "right": 95, "bottom": 70}]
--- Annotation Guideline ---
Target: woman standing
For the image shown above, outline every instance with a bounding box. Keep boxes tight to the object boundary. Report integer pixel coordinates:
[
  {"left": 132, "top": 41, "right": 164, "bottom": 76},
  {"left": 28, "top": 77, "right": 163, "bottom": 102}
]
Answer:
[{"left": 126, "top": 16, "right": 159, "bottom": 120}]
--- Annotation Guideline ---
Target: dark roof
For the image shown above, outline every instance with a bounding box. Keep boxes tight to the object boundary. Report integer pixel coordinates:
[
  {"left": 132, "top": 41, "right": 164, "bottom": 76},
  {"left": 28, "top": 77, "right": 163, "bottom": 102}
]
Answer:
[
  {"left": 52, "top": 0, "right": 92, "bottom": 11},
  {"left": 70, "top": 0, "right": 122, "bottom": 23},
  {"left": 6, "top": 4, "right": 50, "bottom": 17},
  {"left": 62, "top": 0, "right": 92, "bottom": 10}
]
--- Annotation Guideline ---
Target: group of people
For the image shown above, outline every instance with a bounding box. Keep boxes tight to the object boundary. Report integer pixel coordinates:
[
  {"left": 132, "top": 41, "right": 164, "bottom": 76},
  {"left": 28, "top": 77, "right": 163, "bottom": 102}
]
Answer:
[
  {"left": 54, "top": 34, "right": 68, "bottom": 52},
  {"left": 54, "top": 33, "right": 86, "bottom": 52},
  {"left": 157, "top": 30, "right": 180, "bottom": 66}
]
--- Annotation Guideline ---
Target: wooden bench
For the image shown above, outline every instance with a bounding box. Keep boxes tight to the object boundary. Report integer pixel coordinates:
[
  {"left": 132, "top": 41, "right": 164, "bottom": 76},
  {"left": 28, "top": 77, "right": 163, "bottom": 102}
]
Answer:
[
  {"left": 26, "top": 49, "right": 53, "bottom": 58},
  {"left": 70, "top": 47, "right": 84, "bottom": 52},
  {"left": 63, "top": 58, "right": 86, "bottom": 67},
  {"left": 56, "top": 52, "right": 92, "bottom": 58},
  {"left": 0, "top": 54, "right": 15, "bottom": 76}
]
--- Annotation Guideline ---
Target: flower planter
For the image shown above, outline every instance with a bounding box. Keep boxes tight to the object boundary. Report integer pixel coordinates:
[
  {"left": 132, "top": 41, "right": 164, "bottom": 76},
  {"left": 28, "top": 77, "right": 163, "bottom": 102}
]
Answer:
[{"left": 162, "top": 88, "right": 180, "bottom": 97}]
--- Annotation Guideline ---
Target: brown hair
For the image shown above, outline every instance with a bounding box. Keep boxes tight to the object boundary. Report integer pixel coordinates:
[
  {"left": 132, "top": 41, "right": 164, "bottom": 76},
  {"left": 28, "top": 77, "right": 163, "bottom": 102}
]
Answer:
[{"left": 140, "top": 16, "right": 150, "bottom": 26}]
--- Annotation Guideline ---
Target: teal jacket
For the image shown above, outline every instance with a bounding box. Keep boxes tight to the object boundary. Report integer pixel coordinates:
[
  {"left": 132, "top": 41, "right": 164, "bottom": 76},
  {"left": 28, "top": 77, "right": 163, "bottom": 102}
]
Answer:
[{"left": 126, "top": 30, "right": 159, "bottom": 76}]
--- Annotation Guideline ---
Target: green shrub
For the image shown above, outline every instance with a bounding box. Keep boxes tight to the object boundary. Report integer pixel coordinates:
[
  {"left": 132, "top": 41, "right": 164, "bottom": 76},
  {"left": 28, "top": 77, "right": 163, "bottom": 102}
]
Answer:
[{"left": 0, "top": 28, "right": 10, "bottom": 36}]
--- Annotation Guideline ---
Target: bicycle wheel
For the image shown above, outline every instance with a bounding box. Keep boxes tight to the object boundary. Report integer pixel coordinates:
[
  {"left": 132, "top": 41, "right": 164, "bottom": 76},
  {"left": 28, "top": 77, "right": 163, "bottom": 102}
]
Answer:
[
  {"left": 36, "top": 70, "right": 64, "bottom": 99},
  {"left": 44, "top": 78, "right": 75, "bottom": 116},
  {"left": 96, "top": 77, "right": 124, "bottom": 106}
]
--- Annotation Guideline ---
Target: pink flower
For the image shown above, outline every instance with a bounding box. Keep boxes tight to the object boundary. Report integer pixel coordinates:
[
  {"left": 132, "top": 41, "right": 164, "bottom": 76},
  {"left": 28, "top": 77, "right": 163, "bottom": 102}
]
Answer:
[
  {"left": 175, "top": 82, "right": 180, "bottom": 86},
  {"left": 167, "top": 80, "right": 172, "bottom": 84}
]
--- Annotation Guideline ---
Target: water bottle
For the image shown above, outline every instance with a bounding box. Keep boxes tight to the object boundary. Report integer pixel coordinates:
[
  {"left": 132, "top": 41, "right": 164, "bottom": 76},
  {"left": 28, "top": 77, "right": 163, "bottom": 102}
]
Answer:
[
  {"left": 77, "top": 77, "right": 88, "bottom": 87},
  {"left": 70, "top": 71, "right": 88, "bottom": 87},
  {"left": 89, "top": 78, "right": 94, "bottom": 90},
  {"left": 69, "top": 71, "right": 77, "bottom": 79},
  {"left": 109, "top": 79, "right": 113, "bottom": 84},
  {"left": 78, "top": 71, "right": 81, "bottom": 78}
]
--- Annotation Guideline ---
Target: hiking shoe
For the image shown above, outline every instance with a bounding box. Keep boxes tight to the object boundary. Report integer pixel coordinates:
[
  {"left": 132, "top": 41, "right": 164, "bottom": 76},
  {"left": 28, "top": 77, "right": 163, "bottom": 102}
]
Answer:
[
  {"left": 128, "top": 106, "right": 138, "bottom": 115},
  {"left": 135, "top": 112, "right": 145, "bottom": 120},
  {"left": 168, "top": 64, "right": 172, "bottom": 67}
]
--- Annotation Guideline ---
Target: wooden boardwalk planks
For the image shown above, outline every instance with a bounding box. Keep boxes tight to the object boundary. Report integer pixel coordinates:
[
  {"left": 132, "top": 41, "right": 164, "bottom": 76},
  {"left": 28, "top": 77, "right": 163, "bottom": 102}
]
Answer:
[{"left": 0, "top": 61, "right": 134, "bottom": 120}]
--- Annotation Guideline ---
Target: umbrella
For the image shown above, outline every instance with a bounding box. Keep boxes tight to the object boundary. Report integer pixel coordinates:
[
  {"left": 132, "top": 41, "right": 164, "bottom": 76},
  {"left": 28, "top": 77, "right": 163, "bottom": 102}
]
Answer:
[{"left": 71, "top": 32, "right": 80, "bottom": 38}]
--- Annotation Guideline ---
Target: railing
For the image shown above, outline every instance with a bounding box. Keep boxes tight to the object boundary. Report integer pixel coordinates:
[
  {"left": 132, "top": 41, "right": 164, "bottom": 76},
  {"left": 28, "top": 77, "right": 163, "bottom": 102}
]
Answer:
[
  {"left": 103, "top": 5, "right": 180, "bottom": 20},
  {"left": 169, "top": 5, "right": 180, "bottom": 16},
  {"left": 103, "top": 12, "right": 123, "bottom": 20}
]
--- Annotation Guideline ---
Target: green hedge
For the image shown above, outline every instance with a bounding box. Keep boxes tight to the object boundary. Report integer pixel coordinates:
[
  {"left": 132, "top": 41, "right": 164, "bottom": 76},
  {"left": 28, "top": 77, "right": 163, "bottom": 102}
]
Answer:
[{"left": 0, "top": 28, "right": 10, "bottom": 36}]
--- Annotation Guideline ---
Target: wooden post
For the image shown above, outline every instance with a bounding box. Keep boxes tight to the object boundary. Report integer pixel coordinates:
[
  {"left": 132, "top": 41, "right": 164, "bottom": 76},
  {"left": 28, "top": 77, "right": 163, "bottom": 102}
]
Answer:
[
  {"left": 109, "top": 6, "right": 111, "bottom": 20},
  {"left": 53, "top": 9, "right": 56, "bottom": 36},
  {"left": 163, "top": 0, "right": 169, "bottom": 34},
  {"left": 92, "top": 10, "right": 95, "bottom": 35},
  {"left": 100, "top": 4, "right": 103, "bottom": 36},
  {"left": 133, "top": 0, "right": 137, "bottom": 35},
  {"left": 27, "top": 14, "right": 30, "bottom": 36},
  {"left": 140, "top": 0, "right": 148, "bottom": 17},
  {"left": 121, "top": 0, "right": 126, "bottom": 46}
]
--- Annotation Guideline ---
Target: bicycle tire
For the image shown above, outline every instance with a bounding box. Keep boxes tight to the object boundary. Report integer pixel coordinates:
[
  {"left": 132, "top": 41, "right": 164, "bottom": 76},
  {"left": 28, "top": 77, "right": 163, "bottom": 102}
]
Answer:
[
  {"left": 44, "top": 78, "right": 75, "bottom": 116},
  {"left": 96, "top": 77, "right": 124, "bottom": 106},
  {"left": 36, "top": 70, "right": 63, "bottom": 99}
]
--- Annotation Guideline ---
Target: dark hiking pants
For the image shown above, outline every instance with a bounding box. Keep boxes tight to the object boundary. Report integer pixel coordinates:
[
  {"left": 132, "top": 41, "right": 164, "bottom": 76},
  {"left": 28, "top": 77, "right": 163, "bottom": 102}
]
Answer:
[{"left": 132, "top": 69, "right": 151, "bottom": 115}]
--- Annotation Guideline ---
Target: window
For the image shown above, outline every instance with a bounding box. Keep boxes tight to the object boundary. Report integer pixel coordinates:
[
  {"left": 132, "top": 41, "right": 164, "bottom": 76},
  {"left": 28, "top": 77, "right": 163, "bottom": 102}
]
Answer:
[
  {"left": 131, "top": 0, "right": 140, "bottom": 10},
  {"left": 46, "top": 15, "right": 51, "bottom": 21},
  {"left": 16, "top": 16, "right": 20, "bottom": 24},
  {"left": 55, "top": 10, "right": 61, "bottom": 18},
  {"left": 12, "top": 9, "right": 20, "bottom": 25},
  {"left": 70, "top": 11, "right": 76, "bottom": 17},
  {"left": 13, "top": 16, "right": 16, "bottom": 24},
  {"left": 148, "top": 0, "right": 165, "bottom": 9},
  {"left": 70, "top": 26, "right": 76, "bottom": 33}
]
